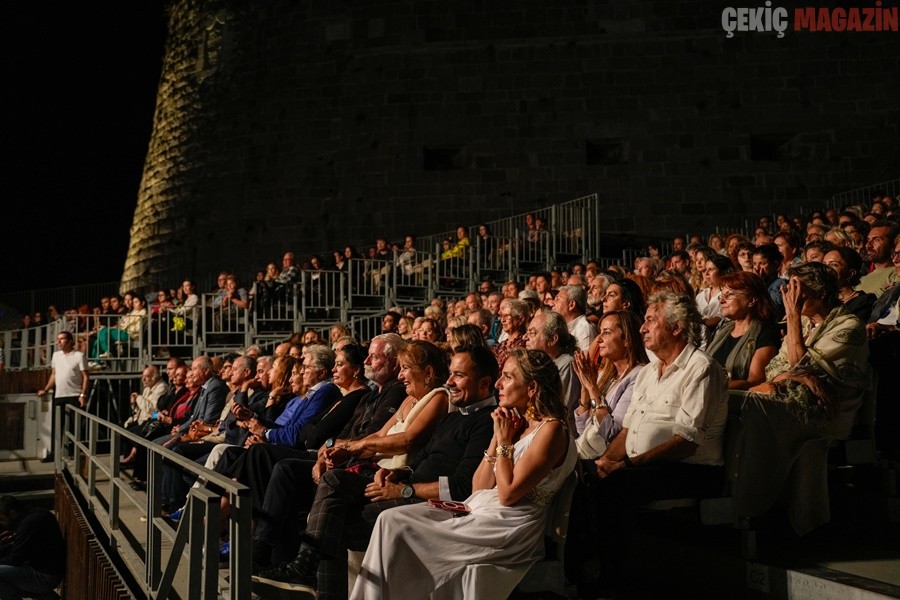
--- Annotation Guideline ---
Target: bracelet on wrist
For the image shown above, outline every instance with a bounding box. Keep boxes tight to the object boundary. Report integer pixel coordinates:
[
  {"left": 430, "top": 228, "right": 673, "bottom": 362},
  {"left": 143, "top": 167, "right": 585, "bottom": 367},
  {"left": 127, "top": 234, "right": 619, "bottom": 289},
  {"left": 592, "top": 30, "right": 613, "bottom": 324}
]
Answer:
[
  {"left": 496, "top": 444, "right": 514, "bottom": 459},
  {"left": 482, "top": 450, "right": 497, "bottom": 464}
]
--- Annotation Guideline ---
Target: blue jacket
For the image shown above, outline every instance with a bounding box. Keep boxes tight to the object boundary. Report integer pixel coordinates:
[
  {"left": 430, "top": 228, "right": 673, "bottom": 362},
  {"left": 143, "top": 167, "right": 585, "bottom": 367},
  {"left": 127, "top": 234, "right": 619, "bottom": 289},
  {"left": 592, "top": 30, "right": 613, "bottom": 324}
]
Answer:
[{"left": 265, "top": 381, "right": 342, "bottom": 448}]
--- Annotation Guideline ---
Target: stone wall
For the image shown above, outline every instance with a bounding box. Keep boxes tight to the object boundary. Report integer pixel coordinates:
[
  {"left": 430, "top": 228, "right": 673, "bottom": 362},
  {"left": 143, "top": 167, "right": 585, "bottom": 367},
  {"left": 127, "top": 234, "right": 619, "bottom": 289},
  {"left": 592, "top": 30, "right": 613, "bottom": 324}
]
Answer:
[{"left": 122, "top": 0, "right": 899, "bottom": 290}]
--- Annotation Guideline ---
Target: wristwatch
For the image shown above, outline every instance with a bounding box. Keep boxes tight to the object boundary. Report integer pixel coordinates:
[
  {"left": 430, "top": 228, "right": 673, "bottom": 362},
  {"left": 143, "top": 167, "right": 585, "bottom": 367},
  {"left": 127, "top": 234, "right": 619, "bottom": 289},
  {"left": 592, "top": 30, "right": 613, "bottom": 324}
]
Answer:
[
  {"left": 325, "top": 438, "right": 335, "bottom": 449},
  {"left": 401, "top": 484, "right": 415, "bottom": 499}
]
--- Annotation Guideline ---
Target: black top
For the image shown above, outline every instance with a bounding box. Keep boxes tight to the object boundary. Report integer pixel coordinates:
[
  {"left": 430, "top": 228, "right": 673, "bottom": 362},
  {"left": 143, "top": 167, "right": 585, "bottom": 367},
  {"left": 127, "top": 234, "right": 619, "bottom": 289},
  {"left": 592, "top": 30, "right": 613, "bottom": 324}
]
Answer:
[
  {"left": 299, "top": 386, "right": 369, "bottom": 450},
  {"left": 409, "top": 403, "right": 496, "bottom": 500},
  {"left": 338, "top": 378, "right": 407, "bottom": 441},
  {"left": 0, "top": 507, "right": 66, "bottom": 576},
  {"left": 711, "top": 321, "right": 781, "bottom": 370},
  {"left": 843, "top": 291, "right": 876, "bottom": 323}
]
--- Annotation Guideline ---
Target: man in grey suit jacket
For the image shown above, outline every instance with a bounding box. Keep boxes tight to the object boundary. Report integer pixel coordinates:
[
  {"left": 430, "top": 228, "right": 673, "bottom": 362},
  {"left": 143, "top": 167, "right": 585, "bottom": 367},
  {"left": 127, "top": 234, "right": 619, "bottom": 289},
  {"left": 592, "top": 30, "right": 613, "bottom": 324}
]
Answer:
[
  {"left": 176, "top": 356, "right": 229, "bottom": 436},
  {"left": 155, "top": 355, "right": 228, "bottom": 447},
  {"left": 132, "top": 355, "right": 229, "bottom": 489}
]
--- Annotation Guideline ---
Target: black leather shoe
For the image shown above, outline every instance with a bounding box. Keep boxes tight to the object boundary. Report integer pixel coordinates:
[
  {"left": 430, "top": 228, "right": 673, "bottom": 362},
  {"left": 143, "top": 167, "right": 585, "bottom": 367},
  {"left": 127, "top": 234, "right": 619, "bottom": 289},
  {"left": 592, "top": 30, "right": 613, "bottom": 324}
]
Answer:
[
  {"left": 130, "top": 480, "right": 147, "bottom": 491},
  {"left": 252, "top": 548, "right": 318, "bottom": 593}
]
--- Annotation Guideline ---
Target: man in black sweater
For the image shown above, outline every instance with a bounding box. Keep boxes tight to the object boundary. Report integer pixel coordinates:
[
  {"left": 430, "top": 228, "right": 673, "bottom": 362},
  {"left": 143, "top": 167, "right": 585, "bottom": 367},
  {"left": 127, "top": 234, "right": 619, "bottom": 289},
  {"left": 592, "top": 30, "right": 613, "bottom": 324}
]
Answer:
[
  {"left": 252, "top": 345, "right": 499, "bottom": 600},
  {"left": 0, "top": 495, "right": 65, "bottom": 598}
]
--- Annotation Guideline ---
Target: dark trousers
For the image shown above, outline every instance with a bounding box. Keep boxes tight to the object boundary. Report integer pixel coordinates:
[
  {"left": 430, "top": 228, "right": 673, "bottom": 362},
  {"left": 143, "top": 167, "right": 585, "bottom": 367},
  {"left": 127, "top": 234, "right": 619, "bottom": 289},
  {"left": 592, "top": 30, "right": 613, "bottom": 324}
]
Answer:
[
  {"left": 161, "top": 441, "right": 216, "bottom": 510},
  {"left": 233, "top": 443, "right": 317, "bottom": 511},
  {"left": 565, "top": 460, "right": 723, "bottom": 591},
  {"left": 303, "top": 469, "right": 418, "bottom": 600},
  {"left": 134, "top": 432, "right": 178, "bottom": 481},
  {"left": 253, "top": 458, "right": 319, "bottom": 564},
  {"left": 50, "top": 396, "right": 79, "bottom": 455}
]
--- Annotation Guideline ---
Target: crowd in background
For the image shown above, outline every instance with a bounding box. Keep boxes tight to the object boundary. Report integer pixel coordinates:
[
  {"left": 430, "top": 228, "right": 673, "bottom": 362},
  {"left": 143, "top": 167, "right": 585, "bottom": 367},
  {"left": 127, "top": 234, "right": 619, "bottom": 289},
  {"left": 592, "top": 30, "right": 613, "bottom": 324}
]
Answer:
[{"left": 3, "top": 195, "right": 899, "bottom": 599}]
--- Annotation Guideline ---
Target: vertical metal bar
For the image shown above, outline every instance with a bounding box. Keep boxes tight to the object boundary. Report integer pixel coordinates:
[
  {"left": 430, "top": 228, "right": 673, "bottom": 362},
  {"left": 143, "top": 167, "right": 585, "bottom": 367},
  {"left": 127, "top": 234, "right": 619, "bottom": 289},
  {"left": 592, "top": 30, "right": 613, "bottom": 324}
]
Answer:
[
  {"left": 88, "top": 416, "right": 98, "bottom": 493},
  {"left": 147, "top": 451, "right": 164, "bottom": 589},
  {"left": 189, "top": 496, "right": 213, "bottom": 599},
  {"left": 228, "top": 489, "right": 251, "bottom": 600},
  {"left": 110, "top": 430, "right": 120, "bottom": 535}
]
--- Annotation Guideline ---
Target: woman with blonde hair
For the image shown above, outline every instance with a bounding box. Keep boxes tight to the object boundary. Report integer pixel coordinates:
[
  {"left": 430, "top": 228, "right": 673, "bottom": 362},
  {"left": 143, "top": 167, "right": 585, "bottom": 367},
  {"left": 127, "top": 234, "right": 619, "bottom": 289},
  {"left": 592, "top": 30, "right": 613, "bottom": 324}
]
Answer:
[
  {"left": 444, "top": 315, "right": 467, "bottom": 341},
  {"left": 824, "top": 227, "right": 853, "bottom": 248},
  {"left": 396, "top": 315, "right": 415, "bottom": 341},
  {"left": 349, "top": 348, "right": 575, "bottom": 600}
]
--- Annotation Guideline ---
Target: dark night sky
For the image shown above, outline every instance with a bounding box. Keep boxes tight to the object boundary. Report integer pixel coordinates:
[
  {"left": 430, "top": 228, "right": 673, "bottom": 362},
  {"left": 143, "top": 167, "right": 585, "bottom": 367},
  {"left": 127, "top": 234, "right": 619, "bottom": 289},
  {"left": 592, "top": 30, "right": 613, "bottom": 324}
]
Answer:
[{"left": 1, "top": 4, "right": 166, "bottom": 294}]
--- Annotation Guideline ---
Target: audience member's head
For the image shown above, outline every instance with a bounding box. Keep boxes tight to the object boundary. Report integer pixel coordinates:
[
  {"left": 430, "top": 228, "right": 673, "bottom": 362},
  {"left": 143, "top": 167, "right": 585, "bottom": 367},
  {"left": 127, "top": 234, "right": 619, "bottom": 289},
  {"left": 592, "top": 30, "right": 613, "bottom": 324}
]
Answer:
[
  {"left": 752, "top": 243, "right": 783, "bottom": 282},
  {"left": 643, "top": 291, "right": 702, "bottom": 350},
  {"left": 718, "top": 271, "right": 776, "bottom": 324},
  {"left": 823, "top": 246, "right": 865, "bottom": 289},
  {"left": 801, "top": 240, "right": 835, "bottom": 263},
  {"left": 786, "top": 261, "right": 841, "bottom": 311},
  {"left": 865, "top": 220, "right": 899, "bottom": 266},
  {"left": 524, "top": 310, "right": 576, "bottom": 358},
  {"left": 448, "top": 323, "right": 488, "bottom": 352},
  {"left": 603, "top": 278, "right": 646, "bottom": 320}
]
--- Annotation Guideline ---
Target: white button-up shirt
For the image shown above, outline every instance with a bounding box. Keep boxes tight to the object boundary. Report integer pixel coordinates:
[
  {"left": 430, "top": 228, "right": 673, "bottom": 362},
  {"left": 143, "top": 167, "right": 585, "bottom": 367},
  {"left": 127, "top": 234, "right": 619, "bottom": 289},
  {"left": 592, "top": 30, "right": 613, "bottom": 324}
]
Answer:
[{"left": 623, "top": 344, "right": 728, "bottom": 466}]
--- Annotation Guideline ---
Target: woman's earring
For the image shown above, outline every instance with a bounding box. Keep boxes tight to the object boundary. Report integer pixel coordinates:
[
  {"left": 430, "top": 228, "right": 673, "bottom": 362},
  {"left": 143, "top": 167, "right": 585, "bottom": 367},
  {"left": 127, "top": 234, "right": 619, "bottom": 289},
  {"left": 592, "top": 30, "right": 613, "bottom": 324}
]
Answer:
[{"left": 525, "top": 398, "right": 537, "bottom": 421}]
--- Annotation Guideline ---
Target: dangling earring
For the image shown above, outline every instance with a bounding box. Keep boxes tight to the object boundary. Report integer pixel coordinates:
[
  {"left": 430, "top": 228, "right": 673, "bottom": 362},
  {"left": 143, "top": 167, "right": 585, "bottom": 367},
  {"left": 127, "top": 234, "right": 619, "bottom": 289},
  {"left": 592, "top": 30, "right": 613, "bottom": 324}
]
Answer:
[
  {"left": 425, "top": 377, "right": 431, "bottom": 387},
  {"left": 525, "top": 397, "right": 537, "bottom": 421}
]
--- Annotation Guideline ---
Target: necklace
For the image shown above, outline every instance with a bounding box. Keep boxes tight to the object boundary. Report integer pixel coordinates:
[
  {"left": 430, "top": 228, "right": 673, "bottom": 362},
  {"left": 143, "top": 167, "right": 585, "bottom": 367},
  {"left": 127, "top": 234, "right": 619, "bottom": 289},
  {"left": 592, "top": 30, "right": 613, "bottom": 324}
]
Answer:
[{"left": 838, "top": 288, "right": 858, "bottom": 302}]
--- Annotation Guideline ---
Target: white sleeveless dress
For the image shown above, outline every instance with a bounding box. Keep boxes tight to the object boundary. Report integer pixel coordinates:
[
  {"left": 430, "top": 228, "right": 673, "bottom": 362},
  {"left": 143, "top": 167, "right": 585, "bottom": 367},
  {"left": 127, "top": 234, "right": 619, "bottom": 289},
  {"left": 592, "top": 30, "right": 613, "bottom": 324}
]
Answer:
[
  {"left": 376, "top": 386, "right": 447, "bottom": 470},
  {"left": 350, "top": 419, "right": 577, "bottom": 600}
]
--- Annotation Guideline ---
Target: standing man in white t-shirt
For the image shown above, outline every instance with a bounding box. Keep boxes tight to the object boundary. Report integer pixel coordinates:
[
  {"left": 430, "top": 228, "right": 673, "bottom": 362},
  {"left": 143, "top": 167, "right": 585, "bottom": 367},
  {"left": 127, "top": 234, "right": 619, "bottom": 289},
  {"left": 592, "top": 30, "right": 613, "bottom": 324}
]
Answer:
[{"left": 36, "top": 331, "right": 89, "bottom": 463}]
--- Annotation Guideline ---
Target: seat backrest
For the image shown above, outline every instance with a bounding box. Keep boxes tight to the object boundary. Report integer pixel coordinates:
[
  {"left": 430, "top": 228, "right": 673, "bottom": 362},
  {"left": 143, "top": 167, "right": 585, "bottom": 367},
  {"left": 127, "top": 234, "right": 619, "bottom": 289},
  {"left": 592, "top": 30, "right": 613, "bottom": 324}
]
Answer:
[{"left": 546, "top": 469, "right": 579, "bottom": 542}]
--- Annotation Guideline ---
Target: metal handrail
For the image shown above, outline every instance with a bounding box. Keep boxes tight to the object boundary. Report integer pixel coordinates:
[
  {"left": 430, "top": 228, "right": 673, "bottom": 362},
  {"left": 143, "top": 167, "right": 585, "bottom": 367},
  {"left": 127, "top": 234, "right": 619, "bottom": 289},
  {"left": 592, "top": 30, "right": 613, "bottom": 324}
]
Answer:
[
  {"left": 829, "top": 177, "right": 900, "bottom": 210},
  {"left": 61, "top": 404, "right": 251, "bottom": 600}
]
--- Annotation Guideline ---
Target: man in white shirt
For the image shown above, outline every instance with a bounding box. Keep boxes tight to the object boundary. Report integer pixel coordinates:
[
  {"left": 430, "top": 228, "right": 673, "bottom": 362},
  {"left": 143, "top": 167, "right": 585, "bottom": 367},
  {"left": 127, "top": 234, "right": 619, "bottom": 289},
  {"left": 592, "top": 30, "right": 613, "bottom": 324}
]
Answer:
[
  {"left": 553, "top": 285, "right": 597, "bottom": 352},
  {"left": 36, "top": 332, "right": 89, "bottom": 462},
  {"left": 567, "top": 292, "right": 727, "bottom": 596}
]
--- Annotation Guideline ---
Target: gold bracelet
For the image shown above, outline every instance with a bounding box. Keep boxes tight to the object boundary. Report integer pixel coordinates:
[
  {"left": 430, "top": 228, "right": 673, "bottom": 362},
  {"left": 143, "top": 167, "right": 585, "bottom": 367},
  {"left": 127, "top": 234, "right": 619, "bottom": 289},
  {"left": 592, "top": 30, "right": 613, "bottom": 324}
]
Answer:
[
  {"left": 482, "top": 450, "right": 496, "bottom": 464},
  {"left": 496, "top": 444, "right": 513, "bottom": 459}
]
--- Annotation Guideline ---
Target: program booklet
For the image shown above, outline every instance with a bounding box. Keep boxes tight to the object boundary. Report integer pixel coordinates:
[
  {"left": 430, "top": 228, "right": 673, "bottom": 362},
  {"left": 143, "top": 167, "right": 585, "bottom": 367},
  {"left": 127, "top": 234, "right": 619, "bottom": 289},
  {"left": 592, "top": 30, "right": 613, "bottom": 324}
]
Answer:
[{"left": 427, "top": 499, "right": 471, "bottom": 516}]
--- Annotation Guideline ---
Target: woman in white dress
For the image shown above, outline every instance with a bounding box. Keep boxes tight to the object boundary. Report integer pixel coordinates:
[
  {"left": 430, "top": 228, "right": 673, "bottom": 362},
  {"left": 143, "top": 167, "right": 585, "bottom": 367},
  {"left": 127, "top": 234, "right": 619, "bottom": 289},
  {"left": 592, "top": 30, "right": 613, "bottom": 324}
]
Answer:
[
  {"left": 350, "top": 348, "right": 576, "bottom": 600},
  {"left": 695, "top": 253, "right": 735, "bottom": 350}
]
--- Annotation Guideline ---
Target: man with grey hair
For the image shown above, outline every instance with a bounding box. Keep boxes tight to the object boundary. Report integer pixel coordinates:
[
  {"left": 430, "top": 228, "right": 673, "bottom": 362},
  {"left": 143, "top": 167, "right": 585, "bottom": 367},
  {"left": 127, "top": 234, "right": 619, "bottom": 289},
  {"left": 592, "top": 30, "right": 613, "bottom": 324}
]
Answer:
[
  {"left": 588, "top": 273, "right": 612, "bottom": 309},
  {"left": 566, "top": 273, "right": 587, "bottom": 289},
  {"left": 553, "top": 284, "right": 597, "bottom": 352},
  {"left": 587, "top": 273, "right": 613, "bottom": 324},
  {"left": 246, "top": 345, "right": 341, "bottom": 448},
  {"left": 486, "top": 291, "right": 504, "bottom": 343},
  {"left": 160, "top": 354, "right": 260, "bottom": 512},
  {"left": 568, "top": 292, "right": 727, "bottom": 594},
  {"left": 172, "top": 355, "right": 229, "bottom": 440},
  {"left": 524, "top": 309, "right": 581, "bottom": 433},
  {"left": 123, "top": 365, "right": 167, "bottom": 429}
]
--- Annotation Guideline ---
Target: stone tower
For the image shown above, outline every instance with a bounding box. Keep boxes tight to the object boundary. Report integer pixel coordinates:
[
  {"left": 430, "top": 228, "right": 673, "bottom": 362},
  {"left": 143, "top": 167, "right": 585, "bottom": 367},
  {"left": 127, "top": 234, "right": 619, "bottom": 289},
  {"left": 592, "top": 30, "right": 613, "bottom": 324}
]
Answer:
[{"left": 122, "top": 0, "right": 899, "bottom": 291}]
